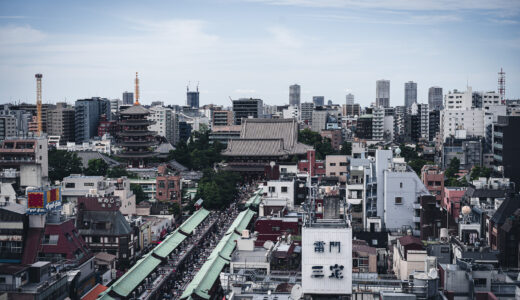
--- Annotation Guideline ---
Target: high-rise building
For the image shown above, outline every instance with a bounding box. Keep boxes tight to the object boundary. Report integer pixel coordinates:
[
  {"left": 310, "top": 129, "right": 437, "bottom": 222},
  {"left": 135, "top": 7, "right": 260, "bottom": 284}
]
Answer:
[
  {"left": 404, "top": 81, "right": 417, "bottom": 108},
  {"left": 74, "top": 97, "right": 111, "bottom": 143},
  {"left": 212, "top": 110, "right": 233, "bottom": 127},
  {"left": 493, "top": 115, "right": 520, "bottom": 191},
  {"left": 300, "top": 102, "right": 314, "bottom": 125},
  {"left": 312, "top": 96, "right": 324, "bottom": 106},
  {"left": 232, "top": 98, "right": 263, "bottom": 125},
  {"left": 122, "top": 91, "right": 134, "bottom": 105},
  {"left": 0, "top": 116, "right": 16, "bottom": 141},
  {"left": 148, "top": 105, "right": 175, "bottom": 145},
  {"left": 376, "top": 80, "right": 390, "bottom": 107},
  {"left": 428, "top": 110, "right": 440, "bottom": 142},
  {"left": 289, "top": 84, "right": 301, "bottom": 107},
  {"left": 428, "top": 87, "right": 443, "bottom": 110},
  {"left": 343, "top": 104, "right": 361, "bottom": 117},
  {"left": 47, "top": 102, "right": 75, "bottom": 144},
  {"left": 187, "top": 87, "right": 200, "bottom": 109},
  {"left": 346, "top": 93, "right": 354, "bottom": 105}
]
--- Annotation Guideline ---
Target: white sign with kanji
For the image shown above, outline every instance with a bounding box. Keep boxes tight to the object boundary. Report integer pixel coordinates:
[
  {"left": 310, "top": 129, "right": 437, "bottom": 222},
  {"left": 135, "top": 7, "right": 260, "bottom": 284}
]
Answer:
[{"left": 302, "top": 226, "right": 352, "bottom": 295}]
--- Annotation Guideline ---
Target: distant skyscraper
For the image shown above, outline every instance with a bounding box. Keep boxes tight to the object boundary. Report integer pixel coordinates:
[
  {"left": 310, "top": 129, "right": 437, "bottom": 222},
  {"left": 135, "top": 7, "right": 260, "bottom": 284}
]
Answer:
[
  {"left": 346, "top": 93, "right": 354, "bottom": 105},
  {"left": 376, "top": 80, "right": 390, "bottom": 107},
  {"left": 404, "top": 81, "right": 417, "bottom": 108},
  {"left": 122, "top": 91, "right": 134, "bottom": 105},
  {"left": 428, "top": 87, "right": 443, "bottom": 110},
  {"left": 312, "top": 96, "right": 324, "bottom": 106},
  {"left": 327, "top": 100, "right": 333, "bottom": 106},
  {"left": 187, "top": 86, "right": 200, "bottom": 109},
  {"left": 289, "top": 84, "right": 301, "bottom": 107},
  {"left": 75, "top": 97, "right": 111, "bottom": 143}
]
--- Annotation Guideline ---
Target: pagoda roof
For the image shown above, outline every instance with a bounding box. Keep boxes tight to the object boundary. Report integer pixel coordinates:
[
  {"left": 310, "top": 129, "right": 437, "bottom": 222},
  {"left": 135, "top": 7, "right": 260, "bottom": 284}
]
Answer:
[{"left": 121, "top": 104, "right": 149, "bottom": 115}]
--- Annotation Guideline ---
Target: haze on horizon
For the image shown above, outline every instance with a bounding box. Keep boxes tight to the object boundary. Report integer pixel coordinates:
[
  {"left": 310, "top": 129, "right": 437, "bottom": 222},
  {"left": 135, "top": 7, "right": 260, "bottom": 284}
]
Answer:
[{"left": 0, "top": 0, "right": 519, "bottom": 107}]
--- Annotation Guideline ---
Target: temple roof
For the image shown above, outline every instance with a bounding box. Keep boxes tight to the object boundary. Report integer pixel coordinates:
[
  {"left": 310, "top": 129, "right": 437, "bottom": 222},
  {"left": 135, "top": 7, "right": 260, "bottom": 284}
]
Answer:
[
  {"left": 120, "top": 104, "right": 149, "bottom": 115},
  {"left": 223, "top": 119, "right": 312, "bottom": 157}
]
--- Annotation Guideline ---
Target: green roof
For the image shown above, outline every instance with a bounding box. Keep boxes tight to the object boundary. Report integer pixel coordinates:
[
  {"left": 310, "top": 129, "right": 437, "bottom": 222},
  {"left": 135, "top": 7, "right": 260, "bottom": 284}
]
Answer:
[
  {"left": 181, "top": 209, "right": 256, "bottom": 300},
  {"left": 100, "top": 254, "right": 161, "bottom": 298},
  {"left": 153, "top": 229, "right": 186, "bottom": 258},
  {"left": 179, "top": 208, "right": 210, "bottom": 234},
  {"left": 98, "top": 208, "right": 210, "bottom": 299},
  {"left": 244, "top": 189, "right": 263, "bottom": 208}
]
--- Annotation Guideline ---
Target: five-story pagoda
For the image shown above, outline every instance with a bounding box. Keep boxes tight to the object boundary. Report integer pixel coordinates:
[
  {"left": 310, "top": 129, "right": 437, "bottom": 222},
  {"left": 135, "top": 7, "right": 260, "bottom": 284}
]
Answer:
[{"left": 116, "top": 72, "right": 158, "bottom": 167}]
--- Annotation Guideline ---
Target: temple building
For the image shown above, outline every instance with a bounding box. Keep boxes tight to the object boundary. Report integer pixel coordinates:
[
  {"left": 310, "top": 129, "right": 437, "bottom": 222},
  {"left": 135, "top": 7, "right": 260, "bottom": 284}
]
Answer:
[
  {"left": 222, "top": 118, "right": 312, "bottom": 179},
  {"left": 116, "top": 73, "right": 158, "bottom": 167}
]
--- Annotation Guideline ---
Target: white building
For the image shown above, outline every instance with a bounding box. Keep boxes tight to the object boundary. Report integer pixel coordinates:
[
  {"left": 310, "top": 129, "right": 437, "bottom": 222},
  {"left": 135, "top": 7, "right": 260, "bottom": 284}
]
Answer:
[
  {"left": 445, "top": 87, "right": 473, "bottom": 110},
  {"left": 282, "top": 105, "right": 299, "bottom": 120},
  {"left": 441, "top": 109, "right": 485, "bottom": 142},
  {"left": 148, "top": 105, "right": 175, "bottom": 145},
  {"left": 372, "top": 107, "right": 384, "bottom": 140},
  {"left": 261, "top": 180, "right": 295, "bottom": 210}
]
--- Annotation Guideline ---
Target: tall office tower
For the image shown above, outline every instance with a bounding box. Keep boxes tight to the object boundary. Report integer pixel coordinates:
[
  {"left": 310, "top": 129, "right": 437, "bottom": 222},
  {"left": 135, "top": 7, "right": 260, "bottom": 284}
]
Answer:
[
  {"left": 232, "top": 98, "right": 263, "bottom": 125},
  {"left": 74, "top": 97, "right": 111, "bottom": 143},
  {"left": 428, "top": 87, "right": 443, "bottom": 110},
  {"left": 148, "top": 105, "right": 175, "bottom": 145},
  {"left": 300, "top": 102, "right": 314, "bottom": 125},
  {"left": 346, "top": 93, "right": 354, "bottom": 105},
  {"left": 47, "top": 102, "right": 75, "bottom": 144},
  {"left": 289, "top": 84, "right": 301, "bottom": 107},
  {"left": 187, "top": 86, "right": 200, "bottom": 109},
  {"left": 376, "top": 80, "right": 390, "bottom": 107},
  {"left": 404, "top": 81, "right": 417, "bottom": 108},
  {"left": 312, "top": 96, "right": 325, "bottom": 106},
  {"left": 122, "top": 91, "right": 134, "bottom": 105}
]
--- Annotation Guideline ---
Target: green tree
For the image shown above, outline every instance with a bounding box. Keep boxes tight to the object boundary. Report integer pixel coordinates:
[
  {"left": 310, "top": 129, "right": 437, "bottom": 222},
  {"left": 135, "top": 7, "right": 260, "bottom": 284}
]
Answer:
[
  {"left": 399, "top": 144, "right": 419, "bottom": 161},
  {"left": 470, "top": 166, "right": 492, "bottom": 180},
  {"left": 445, "top": 157, "right": 460, "bottom": 179},
  {"left": 84, "top": 159, "right": 108, "bottom": 176},
  {"left": 169, "top": 128, "right": 225, "bottom": 170},
  {"left": 107, "top": 167, "right": 132, "bottom": 178},
  {"left": 131, "top": 183, "right": 147, "bottom": 204},
  {"left": 340, "top": 141, "right": 352, "bottom": 155},
  {"left": 169, "top": 203, "right": 181, "bottom": 216},
  {"left": 408, "top": 159, "right": 434, "bottom": 175},
  {"left": 194, "top": 169, "right": 240, "bottom": 210},
  {"left": 48, "top": 149, "right": 83, "bottom": 182},
  {"left": 298, "top": 129, "right": 335, "bottom": 159}
]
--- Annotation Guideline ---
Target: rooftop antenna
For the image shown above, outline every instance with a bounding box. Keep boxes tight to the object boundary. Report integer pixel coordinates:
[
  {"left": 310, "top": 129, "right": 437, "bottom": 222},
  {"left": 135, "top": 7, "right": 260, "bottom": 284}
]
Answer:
[
  {"left": 498, "top": 67, "right": 506, "bottom": 103},
  {"left": 35, "top": 73, "right": 43, "bottom": 136},
  {"left": 187, "top": 81, "right": 190, "bottom": 92},
  {"left": 197, "top": 81, "right": 199, "bottom": 92}
]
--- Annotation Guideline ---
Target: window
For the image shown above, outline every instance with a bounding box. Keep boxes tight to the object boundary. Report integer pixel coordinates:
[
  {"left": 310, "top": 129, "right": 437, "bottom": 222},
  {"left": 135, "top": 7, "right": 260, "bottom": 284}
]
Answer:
[
  {"left": 272, "top": 226, "right": 280, "bottom": 231},
  {"left": 474, "top": 278, "right": 487, "bottom": 287},
  {"left": 92, "top": 236, "right": 101, "bottom": 243},
  {"left": 0, "top": 277, "right": 5, "bottom": 284},
  {"left": 395, "top": 197, "right": 403, "bottom": 204},
  {"left": 428, "top": 181, "right": 434, "bottom": 186},
  {"left": 400, "top": 182, "right": 403, "bottom": 188},
  {"left": 340, "top": 162, "right": 347, "bottom": 166},
  {"left": 330, "top": 163, "right": 336, "bottom": 166},
  {"left": 281, "top": 186, "right": 288, "bottom": 193},
  {"left": 65, "top": 183, "right": 75, "bottom": 188},
  {"left": 158, "top": 181, "right": 165, "bottom": 188},
  {"left": 168, "top": 181, "right": 175, "bottom": 188},
  {"left": 269, "top": 186, "right": 275, "bottom": 193},
  {"left": 84, "top": 182, "right": 94, "bottom": 187}
]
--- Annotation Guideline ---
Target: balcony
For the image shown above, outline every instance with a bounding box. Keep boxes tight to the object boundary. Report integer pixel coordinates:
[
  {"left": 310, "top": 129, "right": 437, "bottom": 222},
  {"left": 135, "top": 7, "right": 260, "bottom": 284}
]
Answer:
[
  {"left": 493, "top": 143, "right": 503, "bottom": 150},
  {"left": 493, "top": 154, "right": 503, "bottom": 162},
  {"left": 413, "top": 203, "right": 422, "bottom": 209},
  {"left": 413, "top": 216, "right": 421, "bottom": 223},
  {"left": 494, "top": 131, "right": 503, "bottom": 138}
]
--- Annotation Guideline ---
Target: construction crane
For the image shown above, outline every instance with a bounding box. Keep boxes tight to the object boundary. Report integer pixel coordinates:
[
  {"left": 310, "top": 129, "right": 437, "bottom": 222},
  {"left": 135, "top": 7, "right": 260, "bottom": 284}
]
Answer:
[
  {"left": 135, "top": 72, "right": 140, "bottom": 105},
  {"left": 35, "top": 73, "right": 43, "bottom": 136}
]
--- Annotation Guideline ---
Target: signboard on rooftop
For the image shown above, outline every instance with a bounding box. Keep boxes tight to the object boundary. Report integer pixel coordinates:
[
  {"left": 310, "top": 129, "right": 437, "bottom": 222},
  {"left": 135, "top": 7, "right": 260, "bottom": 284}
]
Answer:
[{"left": 27, "top": 187, "right": 62, "bottom": 214}]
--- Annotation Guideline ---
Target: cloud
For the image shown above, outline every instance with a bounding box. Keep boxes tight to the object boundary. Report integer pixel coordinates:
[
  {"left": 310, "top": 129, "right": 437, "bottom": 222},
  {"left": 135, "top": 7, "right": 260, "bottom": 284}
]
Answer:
[
  {"left": 489, "top": 18, "right": 519, "bottom": 25},
  {"left": 0, "top": 25, "right": 46, "bottom": 45},
  {"left": 299, "top": 12, "right": 461, "bottom": 25},
  {"left": 267, "top": 26, "right": 304, "bottom": 48}
]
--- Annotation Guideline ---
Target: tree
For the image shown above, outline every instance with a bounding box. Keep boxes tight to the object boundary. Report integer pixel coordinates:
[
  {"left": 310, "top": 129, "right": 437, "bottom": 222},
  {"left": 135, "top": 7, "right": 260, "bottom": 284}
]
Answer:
[
  {"left": 399, "top": 144, "right": 419, "bottom": 161},
  {"left": 107, "top": 167, "right": 132, "bottom": 178},
  {"left": 84, "top": 159, "right": 108, "bottom": 176},
  {"left": 48, "top": 149, "right": 83, "bottom": 183},
  {"left": 169, "top": 203, "right": 181, "bottom": 217},
  {"left": 169, "top": 129, "right": 225, "bottom": 170},
  {"left": 408, "top": 158, "right": 434, "bottom": 175},
  {"left": 298, "top": 129, "right": 335, "bottom": 159},
  {"left": 470, "top": 166, "right": 492, "bottom": 180},
  {"left": 194, "top": 169, "right": 240, "bottom": 210},
  {"left": 339, "top": 141, "right": 352, "bottom": 155},
  {"left": 445, "top": 157, "right": 460, "bottom": 179},
  {"left": 131, "top": 184, "right": 147, "bottom": 204}
]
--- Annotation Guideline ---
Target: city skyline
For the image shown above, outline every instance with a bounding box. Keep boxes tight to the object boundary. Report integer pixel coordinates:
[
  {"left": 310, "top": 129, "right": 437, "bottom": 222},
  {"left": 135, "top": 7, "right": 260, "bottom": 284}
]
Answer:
[{"left": 0, "top": 0, "right": 519, "bottom": 106}]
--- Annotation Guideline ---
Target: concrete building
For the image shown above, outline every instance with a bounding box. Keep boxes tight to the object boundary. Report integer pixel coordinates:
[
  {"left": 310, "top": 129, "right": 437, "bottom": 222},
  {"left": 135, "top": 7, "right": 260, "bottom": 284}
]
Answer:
[
  {"left": 428, "top": 110, "right": 440, "bottom": 142},
  {"left": 473, "top": 91, "right": 501, "bottom": 109},
  {"left": 342, "top": 104, "right": 361, "bottom": 117},
  {"left": 376, "top": 80, "right": 390, "bottom": 107},
  {"left": 75, "top": 97, "right": 111, "bottom": 144},
  {"left": 0, "top": 136, "right": 48, "bottom": 188},
  {"left": 441, "top": 108, "right": 485, "bottom": 142},
  {"left": 122, "top": 91, "right": 134, "bottom": 105},
  {"left": 325, "top": 155, "right": 348, "bottom": 182},
  {"left": 155, "top": 174, "right": 181, "bottom": 203},
  {"left": 232, "top": 98, "right": 263, "bottom": 125},
  {"left": 428, "top": 86, "right": 443, "bottom": 110},
  {"left": 346, "top": 93, "right": 354, "bottom": 105},
  {"left": 493, "top": 115, "right": 520, "bottom": 191},
  {"left": 187, "top": 87, "right": 200, "bottom": 109},
  {"left": 282, "top": 105, "right": 299, "bottom": 120},
  {"left": 312, "top": 96, "right": 324, "bottom": 106},
  {"left": 212, "top": 110, "right": 233, "bottom": 127},
  {"left": 421, "top": 165, "right": 444, "bottom": 205},
  {"left": 148, "top": 105, "right": 175, "bottom": 145},
  {"left": 300, "top": 102, "right": 314, "bottom": 125},
  {"left": 320, "top": 129, "right": 343, "bottom": 150},
  {"left": 392, "top": 235, "right": 427, "bottom": 280},
  {"left": 0, "top": 116, "right": 16, "bottom": 141},
  {"left": 404, "top": 81, "right": 417, "bottom": 108},
  {"left": 289, "top": 84, "right": 301, "bottom": 107},
  {"left": 47, "top": 102, "right": 75, "bottom": 144},
  {"left": 372, "top": 107, "right": 385, "bottom": 141}
]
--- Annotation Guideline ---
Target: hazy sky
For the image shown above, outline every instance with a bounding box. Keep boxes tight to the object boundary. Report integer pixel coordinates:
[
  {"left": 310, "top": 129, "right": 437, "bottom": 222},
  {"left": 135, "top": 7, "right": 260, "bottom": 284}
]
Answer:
[{"left": 1, "top": 0, "right": 519, "bottom": 107}]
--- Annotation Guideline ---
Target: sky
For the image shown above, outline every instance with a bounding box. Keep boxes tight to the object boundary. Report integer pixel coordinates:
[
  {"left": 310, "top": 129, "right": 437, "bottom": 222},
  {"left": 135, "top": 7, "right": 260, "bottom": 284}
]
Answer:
[{"left": 0, "top": 0, "right": 519, "bottom": 107}]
